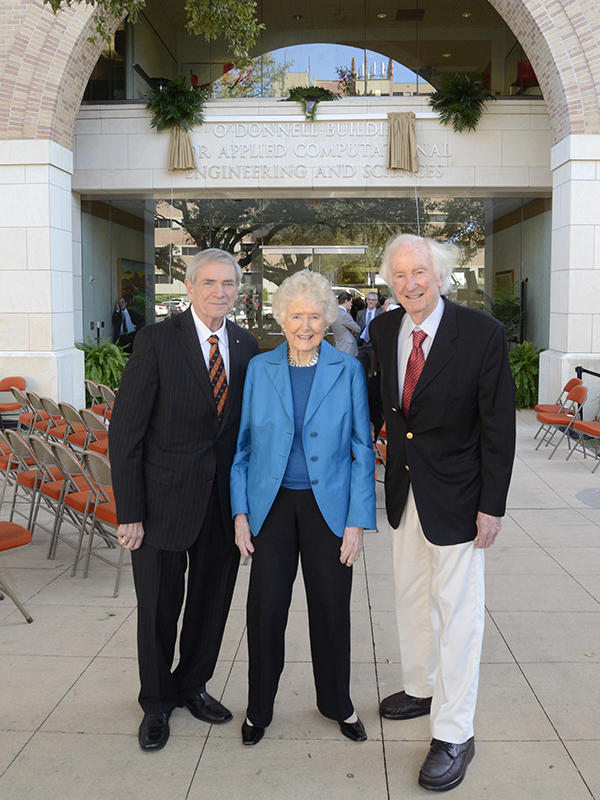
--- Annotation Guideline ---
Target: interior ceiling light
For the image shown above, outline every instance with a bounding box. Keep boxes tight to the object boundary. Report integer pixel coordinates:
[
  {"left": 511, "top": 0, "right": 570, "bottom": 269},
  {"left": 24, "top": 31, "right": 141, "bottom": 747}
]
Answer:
[
  {"left": 461, "top": 11, "right": 472, "bottom": 17},
  {"left": 442, "top": 53, "right": 452, "bottom": 58},
  {"left": 293, "top": 14, "right": 303, "bottom": 20},
  {"left": 377, "top": 12, "right": 387, "bottom": 18}
]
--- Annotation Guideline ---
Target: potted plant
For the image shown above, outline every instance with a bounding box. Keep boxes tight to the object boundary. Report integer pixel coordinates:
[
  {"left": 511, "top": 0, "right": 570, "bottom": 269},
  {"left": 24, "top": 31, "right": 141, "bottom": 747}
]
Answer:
[
  {"left": 76, "top": 336, "right": 130, "bottom": 395},
  {"left": 428, "top": 72, "right": 493, "bottom": 133},
  {"left": 509, "top": 340, "right": 544, "bottom": 409},
  {"left": 145, "top": 74, "right": 206, "bottom": 170},
  {"left": 286, "top": 86, "right": 339, "bottom": 121}
]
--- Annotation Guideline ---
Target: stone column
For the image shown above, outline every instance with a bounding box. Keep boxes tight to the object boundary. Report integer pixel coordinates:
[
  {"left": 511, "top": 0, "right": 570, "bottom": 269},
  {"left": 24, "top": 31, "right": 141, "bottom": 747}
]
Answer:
[
  {"left": 539, "top": 135, "right": 600, "bottom": 414},
  {"left": 0, "top": 140, "right": 84, "bottom": 407}
]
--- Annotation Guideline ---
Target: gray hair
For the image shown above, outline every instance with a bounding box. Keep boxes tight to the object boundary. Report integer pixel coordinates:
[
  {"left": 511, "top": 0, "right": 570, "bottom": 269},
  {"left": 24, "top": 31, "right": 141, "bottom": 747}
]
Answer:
[
  {"left": 379, "top": 234, "right": 460, "bottom": 296},
  {"left": 186, "top": 248, "right": 243, "bottom": 286},
  {"left": 272, "top": 270, "right": 339, "bottom": 326}
]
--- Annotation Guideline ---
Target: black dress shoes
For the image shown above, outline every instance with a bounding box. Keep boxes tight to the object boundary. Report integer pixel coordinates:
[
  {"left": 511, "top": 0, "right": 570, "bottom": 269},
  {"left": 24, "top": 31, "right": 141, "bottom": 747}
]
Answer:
[
  {"left": 241, "top": 719, "right": 265, "bottom": 745},
  {"left": 338, "top": 717, "right": 367, "bottom": 742},
  {"left": 418, "top": 737, "right": 475, "bottom": 792},
  {"left": 183, "top": 691, "right": 233, "bottom": 724},
  {"left": 379, "top": 690, "right": 432, "bottom": 720},
  {"left": 138, "top": 712, "right": 171, "bottom": 751}
]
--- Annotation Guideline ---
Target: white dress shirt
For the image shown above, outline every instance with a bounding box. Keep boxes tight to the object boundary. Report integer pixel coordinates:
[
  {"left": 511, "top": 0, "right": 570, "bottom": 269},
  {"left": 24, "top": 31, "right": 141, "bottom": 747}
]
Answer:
[
  {"left": 361, "top": 307, "right": 376, "bottom": 342},
  {"left": 190, "top": 306, "right": 230, "bottom": 380},
  {"left": 397, "top": 296, "right": 445, "bottom": 400}
]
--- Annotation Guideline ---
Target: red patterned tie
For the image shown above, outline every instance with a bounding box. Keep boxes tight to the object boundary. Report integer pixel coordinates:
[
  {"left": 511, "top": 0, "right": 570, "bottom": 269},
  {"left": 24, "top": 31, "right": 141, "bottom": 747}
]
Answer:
[
  {"left": 208, "top": 335, "right": 228, "bottom": 422},
  {"left": 402, "top": 329, "right": 427, "bottom": 418}
]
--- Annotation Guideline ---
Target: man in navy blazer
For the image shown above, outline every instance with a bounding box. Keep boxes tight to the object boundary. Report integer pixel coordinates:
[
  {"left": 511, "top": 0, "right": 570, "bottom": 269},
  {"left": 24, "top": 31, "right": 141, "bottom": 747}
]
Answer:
[
  {"left": 356, "top": 291, "right": 383, "bottom": 378},
  {"left": 109, "top": 249, "right": 258, "bottom": 751},
  {"left": 370, "top": 234, "right": 515, "bottom": 791}
]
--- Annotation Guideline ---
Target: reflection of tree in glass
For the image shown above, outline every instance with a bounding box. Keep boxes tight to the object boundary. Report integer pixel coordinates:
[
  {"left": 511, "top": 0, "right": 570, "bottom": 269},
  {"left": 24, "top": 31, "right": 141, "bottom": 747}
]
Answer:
[
  {"left": 425, "top": 197, "right": 485, "bottom": 264},
  {"left": 212, "top": 54, "right": 294, "bottom": 98},
  {"left": 336, "top": 66, "right": 359, "bottom": 96}
]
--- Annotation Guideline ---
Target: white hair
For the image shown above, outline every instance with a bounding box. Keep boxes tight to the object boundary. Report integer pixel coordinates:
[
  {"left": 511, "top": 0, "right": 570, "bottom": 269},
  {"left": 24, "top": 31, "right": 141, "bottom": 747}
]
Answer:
[
  {"left": 272, "top": 270, "right": 339, "bottom": 326},
  {"left": 379, "top": 234, "right": 460, "bottom": 296}
]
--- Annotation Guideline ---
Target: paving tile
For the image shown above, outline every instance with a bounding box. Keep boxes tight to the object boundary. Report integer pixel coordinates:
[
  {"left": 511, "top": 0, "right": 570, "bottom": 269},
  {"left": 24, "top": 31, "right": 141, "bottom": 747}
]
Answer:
[
  {"left": 189, "top": 737, "right": 387, "bottom": 800},
  {"left": 8, "top": 565, "right": 137, "bottom": 607},
  {"left": 506, "top": 487, "right": 569, "bottom": 509},
  {"left": 0, "top": 731, "right": 203, "bottom": 800},
  {"left": 485, "top": 546, "right": 565, "bottom": 575},
  {"left": 564, "top": 740, "right": 600, "bottom": 799},
  {"left": 491, "top": 611, "right": 600, "bottom": 663},
  {"left": 521, "top": 662, "right": 600, "bottom": 739},
  {"left": 371, "top": 609, "right": 401, "bottom": 664},
  {"left": 0, "top": 655, "right": 91, "bottom": 730},
  {"left": 0, "top": 603, "right": 129, "bottom": 657},
  {"left": 0, "top": 731, "right": 31, "bottom": 775},
  {"left": 386, "top": 741, "right": 592, "bottom": 800},
  {"left": 575, "top": 574, "right": 600, "bottom": 602},
  {"left": 540, "top": 546, "right": 600, "bottom": 575},
  {"left": 485, "top": 573, "right": 600, "bottom": 612}
]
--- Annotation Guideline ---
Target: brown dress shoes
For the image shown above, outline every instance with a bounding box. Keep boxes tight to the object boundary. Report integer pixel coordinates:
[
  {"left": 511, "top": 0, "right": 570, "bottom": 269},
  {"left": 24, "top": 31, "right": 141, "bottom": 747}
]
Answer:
[
  {"left": 418, "top": 737, "right": 475, "bottom": 791},
  {"left": 379, "top": 690, "right": 432, "bottom": 720}
]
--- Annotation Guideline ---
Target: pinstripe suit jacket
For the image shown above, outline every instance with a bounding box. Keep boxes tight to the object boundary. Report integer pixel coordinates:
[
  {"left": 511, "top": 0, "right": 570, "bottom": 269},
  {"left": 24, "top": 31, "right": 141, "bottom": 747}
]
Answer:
[{"left": 109, "top": 308, "right": 258, "bottom": 551}]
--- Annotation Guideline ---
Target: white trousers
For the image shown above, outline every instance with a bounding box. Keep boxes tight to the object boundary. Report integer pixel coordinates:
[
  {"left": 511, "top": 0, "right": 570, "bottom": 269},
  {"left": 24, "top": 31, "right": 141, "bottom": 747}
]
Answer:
[{"left": 390, "top": 487, "right": 485, "bottom": 744}]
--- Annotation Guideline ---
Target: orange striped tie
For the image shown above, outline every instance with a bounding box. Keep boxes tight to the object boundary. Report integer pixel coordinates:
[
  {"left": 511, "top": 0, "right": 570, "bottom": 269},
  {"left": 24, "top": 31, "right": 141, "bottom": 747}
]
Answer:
[{"left": 208, "top": 335, "right": 228, "bottom": 422}]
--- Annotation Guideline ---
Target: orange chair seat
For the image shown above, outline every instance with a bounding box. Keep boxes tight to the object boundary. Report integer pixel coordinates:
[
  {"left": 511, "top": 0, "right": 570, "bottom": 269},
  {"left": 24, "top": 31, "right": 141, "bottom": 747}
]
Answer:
[
  {"left": 536, "top": 412, "right": 574, "bottom": 425},
  {"left": 572, "top": 420, "right": 600, "bottom": 436},
  {"left": 16, "top": 466, "right": 63, "bottom": 490},
  {"left": 96, "top": 501, "right": 117, "bottom": 525},
  {"left": 0, "top": 521, "right": 32, "bottom": 551},
  {"left": 89, "top": 439, "right": 109, "bottom": 455},
  {"left": 0, "top": 454, "right": 12, "bottom": 471},
  {"left": 41, "top": 474, "right": 90, "bottom": 501},
  {"left": 0, "top": 402, "right": 21, "bottom": 412},
  {"left": 64, "top": 489, "right": 96, "bottom": 513},
  {"left": 91, "top": 403, "right": 106, "bottom": 415},
  {"left": 379, "top": 422, "right": 387, "bottom": 439},
  {"left": 534, "top": 403, "right": 561, "bottom": 414},
  {"left": 374, "top": 443, "right": 387, "bottom": 465},
  {"left": 66, "top": 431, "right": 89, "bottom": 447},
  {"left": 103, "top": 409, "right": 112, "bottom": 420}
]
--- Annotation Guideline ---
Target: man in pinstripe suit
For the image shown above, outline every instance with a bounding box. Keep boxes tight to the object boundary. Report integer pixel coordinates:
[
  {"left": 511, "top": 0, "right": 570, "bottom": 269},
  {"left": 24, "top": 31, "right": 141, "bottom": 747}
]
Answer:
[{"left": 109, "top": 249, "right": 258, "bottom": 751}]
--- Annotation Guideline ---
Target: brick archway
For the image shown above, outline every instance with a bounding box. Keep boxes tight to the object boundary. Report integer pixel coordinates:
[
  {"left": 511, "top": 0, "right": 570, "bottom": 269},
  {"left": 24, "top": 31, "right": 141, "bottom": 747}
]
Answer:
[{"left": 1, "top": 1, "right": 600, "bottom": 146}]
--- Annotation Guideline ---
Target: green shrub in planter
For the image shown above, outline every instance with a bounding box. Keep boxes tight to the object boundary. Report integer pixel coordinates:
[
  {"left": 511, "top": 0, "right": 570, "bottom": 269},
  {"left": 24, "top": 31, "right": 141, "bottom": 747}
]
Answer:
[
  {"left": 76, "top": 336, "right": 129, "bottom": 392},
  {"left": 509, "top": 341, "right": 544, "bottom": 409}
]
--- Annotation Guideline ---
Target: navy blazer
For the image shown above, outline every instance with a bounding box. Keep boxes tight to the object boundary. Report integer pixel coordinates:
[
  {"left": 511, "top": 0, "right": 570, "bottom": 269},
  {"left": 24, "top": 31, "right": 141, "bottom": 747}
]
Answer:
[
  {"left": 230, "top": 340, "right": 376, "bottom": 537},
  {"left": 370, "top": 299, "right": 516, "bottom": 545}
]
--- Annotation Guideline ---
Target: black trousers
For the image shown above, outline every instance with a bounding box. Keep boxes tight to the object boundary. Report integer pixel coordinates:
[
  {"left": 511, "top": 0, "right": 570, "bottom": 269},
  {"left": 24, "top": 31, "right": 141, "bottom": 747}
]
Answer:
[
  {"left": 358, "top": 342, "right": 375, "bottom": 380},
  {"left": 131, "top": 484, "right": 239, "bottom": 714},
  {"left": 246, "top": 488, "right": 354, "bottom": 727}
]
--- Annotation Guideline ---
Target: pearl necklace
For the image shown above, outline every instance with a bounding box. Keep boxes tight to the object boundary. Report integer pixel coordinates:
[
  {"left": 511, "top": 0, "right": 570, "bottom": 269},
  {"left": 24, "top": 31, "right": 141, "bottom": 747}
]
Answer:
[{"left": 287, "top": 344, "right": 320, "bottom": 368}]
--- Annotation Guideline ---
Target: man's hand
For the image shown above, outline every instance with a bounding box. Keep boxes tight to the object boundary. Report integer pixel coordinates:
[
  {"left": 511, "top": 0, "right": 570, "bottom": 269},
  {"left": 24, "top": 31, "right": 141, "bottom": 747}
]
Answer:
[
  {"left": 340, "top": 526, "right": 363, "bottom": 566},
  {"left": 474, "top": 512, "right": 501, "bottom": 549},
  {"left": 234, "top": 513, "right": 254, "bottom": 559},
  {"left": 117, "top": 521, "right": 145, "bottom": 550}
]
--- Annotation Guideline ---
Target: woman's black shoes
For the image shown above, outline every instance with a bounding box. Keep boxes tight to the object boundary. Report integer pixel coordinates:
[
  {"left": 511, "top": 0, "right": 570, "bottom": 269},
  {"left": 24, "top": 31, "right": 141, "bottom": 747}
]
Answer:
[
  {"left": 338, "top": 717, "right": 367, "bottom": 742},
  {"left": 241, "top": 719, "right": 265, "bottom": 745}
]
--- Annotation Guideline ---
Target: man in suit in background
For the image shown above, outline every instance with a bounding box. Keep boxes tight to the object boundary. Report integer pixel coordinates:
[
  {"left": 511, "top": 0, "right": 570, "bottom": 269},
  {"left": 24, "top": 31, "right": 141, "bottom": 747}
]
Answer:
[
  {"left": 109, "top": 249, "right": 258, "bottom": 752},
  {"left": 370, "top": 234, "right": 515, "bottom": 792},
  {"left": 112, "top": 296, "right": 144, "bottom": 352},
  {"left": 331, "top": 291, "right": 361, "bottom": 356},
  {"left": 357, "top": 291, "right": 383, "bottom": 379}
]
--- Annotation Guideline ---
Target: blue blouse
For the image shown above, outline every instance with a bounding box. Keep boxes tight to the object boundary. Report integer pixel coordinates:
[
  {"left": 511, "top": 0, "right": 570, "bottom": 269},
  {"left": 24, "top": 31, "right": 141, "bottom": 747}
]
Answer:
[{"left": 281, "top": 364, "right": 316, "bottom": 489}]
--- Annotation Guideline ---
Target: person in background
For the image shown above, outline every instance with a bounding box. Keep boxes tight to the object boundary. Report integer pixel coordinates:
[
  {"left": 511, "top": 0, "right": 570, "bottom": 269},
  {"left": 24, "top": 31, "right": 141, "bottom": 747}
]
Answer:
[
  {"left": 230, "top": 269, "right": 376, "bottom": 747},
  {"left": 356, "top": 292, "right": 383, "bottom": 379},
  {"left": 331, "top": 291, "right": 362, "bottom": 356},
  {"left": 112, "top": 297, "right": 144, "bottom": 351}
]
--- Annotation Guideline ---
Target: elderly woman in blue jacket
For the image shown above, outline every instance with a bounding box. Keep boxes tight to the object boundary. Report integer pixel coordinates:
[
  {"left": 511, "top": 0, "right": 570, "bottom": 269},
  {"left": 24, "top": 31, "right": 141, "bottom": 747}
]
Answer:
[{"left": 230, "top": 269, "right": 376, "bottom": 747}]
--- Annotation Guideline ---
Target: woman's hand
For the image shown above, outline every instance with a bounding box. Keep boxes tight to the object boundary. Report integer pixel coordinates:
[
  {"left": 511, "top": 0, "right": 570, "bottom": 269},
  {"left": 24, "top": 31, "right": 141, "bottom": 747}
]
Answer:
[
  {"left": 234, "top": 513, "right": 255, "bottom": 559},
  {"left": 340, "top": 526, "right": 363, "bottom": 566}
]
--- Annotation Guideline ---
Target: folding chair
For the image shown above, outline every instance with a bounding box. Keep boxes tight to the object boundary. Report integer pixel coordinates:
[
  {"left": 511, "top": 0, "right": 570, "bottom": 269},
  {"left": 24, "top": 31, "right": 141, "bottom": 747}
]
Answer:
[
  {"left": 48, "top": 442, "right": 98, "bottom": 561},
  {"left": 535, "top": 384, "right": 588, "bottom": 459},
  {"left": 0, "top": 376, "right": 26, "bottom": 429},
  {"left": 79, "top": 408, "right": 109, "bottom": 456},
  {"left": 86, "top": 380, "right": 107, "bottom": 416},
  {"left": 81, "top": 451, "right": 124, "bottom": 597},
  {"left": 4, "top": 430, "right": 48, "bottom": 530},
  {"left": 565, "top": 418, "right": 600, "bottom": 473},
  {"left": 98, "top": 384, "right": 116, "bottom": 421},
  {"left": 26, "top": 392, "right": 61, "bottom": 438},
  {"left": 58, "top": 402, "right": 88, "bottom": 450},
  {"left": 27, "top": 435, "right": 88, "bottom": 544},
  {"left": 0, "top": 430, "right": 35, "bottom": 516},
  {"left": 39, "top": 397, "right": 68, "bottom": 442},
  {"left": 10, "top": 387, "right": 38, "bottom": 433},
  {"left": 0, "top": 522, "right": 33, "bottom": 623},
  {"left": 533, "top": 378, "right": 583, "bottom": 439}
]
